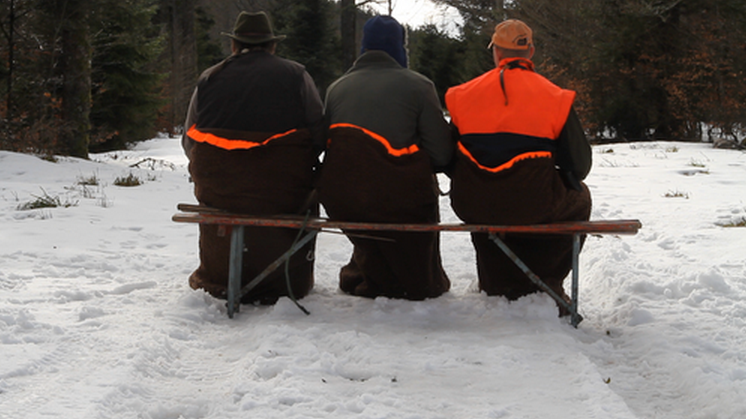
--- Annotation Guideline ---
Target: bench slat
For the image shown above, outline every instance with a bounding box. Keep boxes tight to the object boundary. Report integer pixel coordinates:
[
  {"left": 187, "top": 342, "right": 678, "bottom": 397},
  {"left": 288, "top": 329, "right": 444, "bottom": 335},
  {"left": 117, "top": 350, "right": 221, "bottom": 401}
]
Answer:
[{"left": 172, "top": 211, "right": 641, "bottom": 235}]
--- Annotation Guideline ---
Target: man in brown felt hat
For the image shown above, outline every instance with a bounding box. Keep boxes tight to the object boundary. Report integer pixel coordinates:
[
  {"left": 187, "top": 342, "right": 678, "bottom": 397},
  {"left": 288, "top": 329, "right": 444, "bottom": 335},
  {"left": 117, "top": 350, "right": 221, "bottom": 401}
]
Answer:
[
  {"left": 182, "top": 11, "right": 324, "bottom": 305},
  {"left": 444, "top": 19, "right": 592, "bottom": 316}
]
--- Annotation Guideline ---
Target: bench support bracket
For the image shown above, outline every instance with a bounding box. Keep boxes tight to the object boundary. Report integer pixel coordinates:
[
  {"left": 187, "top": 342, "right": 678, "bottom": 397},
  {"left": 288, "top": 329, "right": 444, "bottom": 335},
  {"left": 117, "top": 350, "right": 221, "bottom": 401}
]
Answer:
[
  {"left": 226, "top": 228, "right": 318, "bottom": 318},
  {"left": 488, "top": 233, "right": 583, "bottom": 327}
]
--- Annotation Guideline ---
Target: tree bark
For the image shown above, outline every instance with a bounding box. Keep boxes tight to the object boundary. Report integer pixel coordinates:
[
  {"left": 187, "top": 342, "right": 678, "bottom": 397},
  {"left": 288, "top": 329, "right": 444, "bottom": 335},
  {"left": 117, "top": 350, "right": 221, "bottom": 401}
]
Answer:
[
  {"left": 169, "top": 0, "right": 198, "bottom": 132},
  {"left": 340, "top": 0, "right": 356, "bottom": 69},
  {"left": 5, "top": 0, "right": 14, "bottom": 120},
  {"left": 58, "top": 0, "right": 91, "bottom": 158}
]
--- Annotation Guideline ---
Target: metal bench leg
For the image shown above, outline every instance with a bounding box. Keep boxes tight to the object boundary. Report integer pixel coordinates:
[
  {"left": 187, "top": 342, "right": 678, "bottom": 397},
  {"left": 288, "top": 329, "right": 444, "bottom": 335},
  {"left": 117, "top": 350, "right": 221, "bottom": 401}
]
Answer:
[
  {"left": 488, "top": 233, "right": 580, "bottom": 327},
  {"left": 226, "top": 226, "right": 245, "bottom": 318},
  {"left": 224, "top": 228, "right": 317, "bottom": 319},
  {"left": 571, "top": 234, "right": 581, "bottom": 327}
]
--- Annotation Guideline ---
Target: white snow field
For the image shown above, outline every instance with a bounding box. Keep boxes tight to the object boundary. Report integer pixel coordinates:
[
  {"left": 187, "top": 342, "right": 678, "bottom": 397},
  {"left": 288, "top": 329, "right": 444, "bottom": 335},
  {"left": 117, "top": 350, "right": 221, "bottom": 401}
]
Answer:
[{"left": 1, "top": 137, "right": 744, "bottom": 418}]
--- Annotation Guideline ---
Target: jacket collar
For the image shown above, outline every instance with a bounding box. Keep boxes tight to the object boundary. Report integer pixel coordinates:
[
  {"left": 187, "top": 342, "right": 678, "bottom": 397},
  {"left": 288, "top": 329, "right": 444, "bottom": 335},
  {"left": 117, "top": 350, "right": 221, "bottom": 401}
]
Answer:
[{"left": 351, "top": 50, "right": 403, "bottom": 71}]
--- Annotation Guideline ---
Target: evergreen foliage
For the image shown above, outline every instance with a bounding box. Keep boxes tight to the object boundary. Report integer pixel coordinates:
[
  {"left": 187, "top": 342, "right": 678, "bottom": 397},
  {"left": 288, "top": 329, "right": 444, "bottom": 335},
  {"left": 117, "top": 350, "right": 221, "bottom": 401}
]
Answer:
[
  {"left": 195, "top": 6, "right": 223, "bottom": 73},
  {"left": 1, "top": 0, "right": 64, "bottom": 153},
  {"left": 408, "top": 24, "right": 465, "bottom": 105},
  {"left": 271, "top": 0, "right": 342, "bottom": 95},
  {"left": 438, "top": 0, "right": 746, "bottom": 143},
  {"left": 3, "top": 0, "right": 746, "bottom": 155},
  {"left": 89, "top": 0, "right": 165, "bottom": 152}
]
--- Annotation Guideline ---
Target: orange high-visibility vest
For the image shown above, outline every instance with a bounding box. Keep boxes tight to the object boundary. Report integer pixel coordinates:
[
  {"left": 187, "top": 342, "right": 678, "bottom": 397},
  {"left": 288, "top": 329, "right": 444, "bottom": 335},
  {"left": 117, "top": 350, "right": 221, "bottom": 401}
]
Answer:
[{"left": 445, "top": 58, "right": 575, "bottom": 173}]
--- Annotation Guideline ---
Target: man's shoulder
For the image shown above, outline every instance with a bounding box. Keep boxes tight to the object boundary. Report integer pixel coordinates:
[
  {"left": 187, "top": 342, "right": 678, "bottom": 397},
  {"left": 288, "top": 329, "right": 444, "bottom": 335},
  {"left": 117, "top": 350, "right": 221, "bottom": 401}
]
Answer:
[
  {"left": 233, "top": 52, "right": 307, "bottom": 74},
  {"left": 198, "top": 57, "right": 231, "bottom": 82},
  {"left": 272, "top": 54, "right": 307, "bottom": 71},
  {"left": 446, "top": 69, "right": 497, "bottom": 98},
  {"left": 403, "top": 68, "right": 437, "bottom": 89}
]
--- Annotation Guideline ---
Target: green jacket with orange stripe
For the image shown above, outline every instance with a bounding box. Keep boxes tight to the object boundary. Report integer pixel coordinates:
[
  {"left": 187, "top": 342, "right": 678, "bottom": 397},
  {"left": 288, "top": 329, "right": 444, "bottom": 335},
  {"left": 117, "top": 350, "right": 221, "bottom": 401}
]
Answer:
[
  {"left": 323, "top": 50, "right": 453, "bottom": 169},
  {"left": 317, "top": 50, "right": 452, "bottom": 300}
]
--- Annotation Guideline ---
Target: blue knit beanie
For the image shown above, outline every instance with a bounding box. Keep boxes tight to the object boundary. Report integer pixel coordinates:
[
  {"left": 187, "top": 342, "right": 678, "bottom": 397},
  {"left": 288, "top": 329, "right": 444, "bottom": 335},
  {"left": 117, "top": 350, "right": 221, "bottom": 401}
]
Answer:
[{"left": 360, "top": 16, "right": 408, "bottom": 68}]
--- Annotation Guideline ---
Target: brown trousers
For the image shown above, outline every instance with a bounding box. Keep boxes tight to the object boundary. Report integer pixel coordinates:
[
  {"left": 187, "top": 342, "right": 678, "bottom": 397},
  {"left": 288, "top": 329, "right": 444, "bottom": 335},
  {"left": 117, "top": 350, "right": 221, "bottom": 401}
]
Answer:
[
  {"left": 187, "top": 131, "right": 318, "bottom": 304},
  {"left": 318, "top": 127, "right": 450, "bottom": 300},
  {"left": 451, "top": 152, "right": 592, "bottom": 301}
]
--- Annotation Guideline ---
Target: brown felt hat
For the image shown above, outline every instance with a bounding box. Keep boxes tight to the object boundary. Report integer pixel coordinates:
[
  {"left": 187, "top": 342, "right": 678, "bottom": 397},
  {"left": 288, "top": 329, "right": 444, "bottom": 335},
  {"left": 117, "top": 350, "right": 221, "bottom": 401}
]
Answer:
[
  {"left": 221, "top": 11, "right": 286, "bottom": 45},
  {"left": 488, "top": 19, "right": 533, "bottom": 50}
]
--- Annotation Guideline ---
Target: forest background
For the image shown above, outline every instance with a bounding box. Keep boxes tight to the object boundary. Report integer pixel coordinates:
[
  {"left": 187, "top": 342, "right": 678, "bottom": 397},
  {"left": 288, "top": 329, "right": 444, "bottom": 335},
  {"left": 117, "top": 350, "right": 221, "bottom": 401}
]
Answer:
[{"left": 1, "top": 0, "right": 745, "bottom": 159}]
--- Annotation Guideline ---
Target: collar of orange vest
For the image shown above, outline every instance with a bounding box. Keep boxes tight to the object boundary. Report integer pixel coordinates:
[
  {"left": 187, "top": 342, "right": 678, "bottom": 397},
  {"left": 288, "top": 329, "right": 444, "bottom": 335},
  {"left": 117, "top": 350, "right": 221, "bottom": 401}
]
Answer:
[
  {"left": 497, "top": 58, "right": 535, "bottom": 106},
  {"left": 497, "top": 57, "right": 535, "bottom": 72}
]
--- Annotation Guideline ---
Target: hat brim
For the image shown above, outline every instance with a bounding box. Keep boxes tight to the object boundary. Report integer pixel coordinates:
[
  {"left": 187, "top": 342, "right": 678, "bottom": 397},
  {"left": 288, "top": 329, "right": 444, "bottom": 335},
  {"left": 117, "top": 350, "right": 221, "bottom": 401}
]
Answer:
[{"left": 221, "top": 32, "right": 286, "bottom": 44}]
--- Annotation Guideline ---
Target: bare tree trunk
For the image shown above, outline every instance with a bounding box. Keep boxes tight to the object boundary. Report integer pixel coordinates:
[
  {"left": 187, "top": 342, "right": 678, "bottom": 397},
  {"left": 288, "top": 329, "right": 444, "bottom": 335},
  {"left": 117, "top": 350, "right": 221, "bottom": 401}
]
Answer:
[
  {"left": 58, "top": 0, "right": 91, "bottom": 159},
  {"left": 340, "top": 0, "right": 356, "bottom": 69},
  {"left": 5, "top": 0, "right": 14, "bottom": 120},
  {"left": 169, "top": 0, "right": 198, "bottom": 132},
  {"left": 495, "top": 0, "right": 504, "bottom": 19}
]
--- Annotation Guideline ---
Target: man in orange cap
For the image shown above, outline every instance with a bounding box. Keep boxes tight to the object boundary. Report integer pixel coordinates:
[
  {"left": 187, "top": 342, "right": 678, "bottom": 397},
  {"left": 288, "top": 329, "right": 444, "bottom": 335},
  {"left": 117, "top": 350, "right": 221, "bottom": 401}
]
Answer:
[{"left": 445, "top": 19, "right": 592, "bottom": 315}]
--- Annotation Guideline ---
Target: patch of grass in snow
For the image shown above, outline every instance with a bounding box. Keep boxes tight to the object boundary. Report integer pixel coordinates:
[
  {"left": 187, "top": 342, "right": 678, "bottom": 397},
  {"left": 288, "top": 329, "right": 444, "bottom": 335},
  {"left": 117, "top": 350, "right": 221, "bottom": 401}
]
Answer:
[
  {"left": 76, "top": 172, "right": 100, "bottom": 186},
  {"left": 17, "top": 188, "right": 78, "bottom": 210},
  {"left": 113, "top": 173, "right": 143, "bottom": 187},
  {"left": 597, "top": 158, "right": 639, "bottom": 168},
  {"left": 663, "top": 190, "right": 690, "bottom": 199},
  {"left": 716, "top": 217, "right": 746, "bottom": 228},
  {"left": 688, "top": 158, "right": 708, "bottom": 168}
]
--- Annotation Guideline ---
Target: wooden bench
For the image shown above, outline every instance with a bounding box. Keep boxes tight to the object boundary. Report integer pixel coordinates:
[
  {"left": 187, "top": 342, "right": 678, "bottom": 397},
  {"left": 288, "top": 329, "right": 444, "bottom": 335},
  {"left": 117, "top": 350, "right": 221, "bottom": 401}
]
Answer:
[{"left": 173, "top": 203, "right": 641, "bottom": 327}]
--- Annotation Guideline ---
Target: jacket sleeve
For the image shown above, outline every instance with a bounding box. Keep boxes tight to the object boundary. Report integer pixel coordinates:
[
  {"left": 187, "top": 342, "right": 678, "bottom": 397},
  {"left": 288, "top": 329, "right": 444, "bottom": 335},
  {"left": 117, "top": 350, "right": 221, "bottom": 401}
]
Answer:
[
  {"left": 418, "top": 82, "right": 454, "bottom": 170},
  {"left": 555, "top": 107, "right": 592, "bottom": 190},
  {"left": 181, "top": 86, "right": 199, "bottom": 158},
  {"left": 300, "top": 70, "right": 326, "bottom": 155}
]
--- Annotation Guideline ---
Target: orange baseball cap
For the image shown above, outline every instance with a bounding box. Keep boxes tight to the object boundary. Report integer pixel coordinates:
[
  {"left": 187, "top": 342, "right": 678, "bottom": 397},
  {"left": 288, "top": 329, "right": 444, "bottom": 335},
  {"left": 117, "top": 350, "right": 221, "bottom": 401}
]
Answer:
[{"left": 487, "top": 19, "right": 533, "bottom": 50}]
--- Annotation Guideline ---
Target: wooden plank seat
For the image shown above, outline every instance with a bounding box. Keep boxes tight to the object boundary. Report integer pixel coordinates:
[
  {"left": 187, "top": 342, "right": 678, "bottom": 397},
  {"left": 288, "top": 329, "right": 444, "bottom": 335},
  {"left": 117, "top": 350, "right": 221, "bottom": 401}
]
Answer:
[{"left": 173, "top": 204, "right": 641, "bottom": 327}]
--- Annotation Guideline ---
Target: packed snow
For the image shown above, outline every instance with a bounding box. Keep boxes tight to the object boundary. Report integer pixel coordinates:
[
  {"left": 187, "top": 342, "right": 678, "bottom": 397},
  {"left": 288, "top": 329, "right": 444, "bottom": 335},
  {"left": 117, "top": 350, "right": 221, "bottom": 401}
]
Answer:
[{"left": 1, "top": 137, "right": 744, "bottom": 419}]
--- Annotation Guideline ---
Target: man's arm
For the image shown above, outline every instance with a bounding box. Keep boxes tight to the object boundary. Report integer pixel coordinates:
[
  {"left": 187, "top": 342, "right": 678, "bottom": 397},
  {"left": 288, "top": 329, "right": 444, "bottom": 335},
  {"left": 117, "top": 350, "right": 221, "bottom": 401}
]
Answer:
[
  {"left": 418, "top": 82, "right": 454, "bottom": 170},
  {"left": 555, "top": 107, "right": 592, "bottom": 190},
  {"left": 300, "top": 71, "right": 326, "bottom": 155},
  {"left": 181, "top": 86, "right": 199, "bottom": 158}
]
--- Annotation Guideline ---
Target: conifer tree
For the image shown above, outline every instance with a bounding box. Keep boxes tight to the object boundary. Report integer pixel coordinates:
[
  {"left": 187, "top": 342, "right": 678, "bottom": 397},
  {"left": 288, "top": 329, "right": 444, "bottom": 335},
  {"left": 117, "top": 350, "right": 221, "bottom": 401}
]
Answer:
[
  {"left": 89, "top": 0, "right": 165, "bottom": 151},
  {"left": 408, "top": 24, "right": 465, "bottom": 104},
  {"left": 272, "top": 0, "right": 341, "bottom": 94}
]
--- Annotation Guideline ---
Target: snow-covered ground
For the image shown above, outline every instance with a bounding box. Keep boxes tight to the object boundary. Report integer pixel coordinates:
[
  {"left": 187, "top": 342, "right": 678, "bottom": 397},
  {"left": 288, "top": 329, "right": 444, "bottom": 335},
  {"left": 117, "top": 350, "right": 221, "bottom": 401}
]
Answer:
[{"left": 1, "top": 137, "right": 744, "bottom": 419}]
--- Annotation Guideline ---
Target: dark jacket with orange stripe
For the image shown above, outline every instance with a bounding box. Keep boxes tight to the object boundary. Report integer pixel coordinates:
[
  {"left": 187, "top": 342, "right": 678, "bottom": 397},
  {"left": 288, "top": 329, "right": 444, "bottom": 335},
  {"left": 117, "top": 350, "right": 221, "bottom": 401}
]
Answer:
[
  {"left": 182, "top": 50, "right": 324, "bottom": 156},
  {"left": 183, "top": 49, "right": 323, "bottom": 213},
  {"left": 317, "top": 51, "right": 452, "bottom": 300},
  {"left": 180, "top": 50, "right": 324, "bottom": 304},
  {"left": 445, "top": 57, "right": 592, "bottom": 225}
]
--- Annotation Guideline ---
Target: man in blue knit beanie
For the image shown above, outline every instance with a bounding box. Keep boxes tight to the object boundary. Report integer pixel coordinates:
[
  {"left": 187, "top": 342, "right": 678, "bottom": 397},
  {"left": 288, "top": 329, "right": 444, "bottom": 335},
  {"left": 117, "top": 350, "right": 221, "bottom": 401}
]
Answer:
[
  {"left": 317, "top": 16, "right": 454, "bottom": 300},
  {"left": 360, "top": 15, "right": 408, "bottom": 68}
]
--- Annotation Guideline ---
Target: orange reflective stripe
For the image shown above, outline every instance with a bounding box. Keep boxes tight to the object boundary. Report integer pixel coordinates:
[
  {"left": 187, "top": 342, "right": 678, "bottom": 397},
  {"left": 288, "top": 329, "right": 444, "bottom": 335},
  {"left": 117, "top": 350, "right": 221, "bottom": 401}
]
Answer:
[
  {"left": 458, "top": 141, "right": 551, "bottom": 173},
  {"left": 330, "top": 123, "right": 420, "bottom": 156},
  {"left": 187, "top": 125, "right": 298, "bottom": 150}
]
